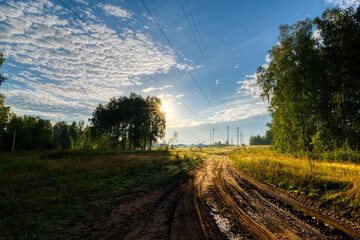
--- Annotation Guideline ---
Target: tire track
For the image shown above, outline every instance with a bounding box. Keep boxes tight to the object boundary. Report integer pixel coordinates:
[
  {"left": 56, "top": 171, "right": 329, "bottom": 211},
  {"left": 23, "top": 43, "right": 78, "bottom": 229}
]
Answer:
[{"left": 71, "top": 153, "right": 360, "bottom": 239}]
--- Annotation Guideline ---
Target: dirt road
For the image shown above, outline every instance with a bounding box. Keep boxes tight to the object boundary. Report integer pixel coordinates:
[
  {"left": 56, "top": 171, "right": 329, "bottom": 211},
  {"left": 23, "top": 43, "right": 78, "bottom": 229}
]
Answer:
[{"left": 72, "top": 155, "right": 360, "bottom": 239}]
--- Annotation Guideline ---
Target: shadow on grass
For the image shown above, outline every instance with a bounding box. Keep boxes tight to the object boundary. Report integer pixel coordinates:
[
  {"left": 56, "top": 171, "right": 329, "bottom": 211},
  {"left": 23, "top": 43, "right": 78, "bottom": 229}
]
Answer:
[{"left": 0, "top": 149, "right": 204, "bottom": 239}]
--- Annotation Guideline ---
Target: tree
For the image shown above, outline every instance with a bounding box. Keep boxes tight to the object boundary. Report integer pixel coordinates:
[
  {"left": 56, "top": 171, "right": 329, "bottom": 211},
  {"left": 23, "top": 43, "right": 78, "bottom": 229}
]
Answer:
[
  {"left": 0, "top": 95, "right": 10, "bottom": 138},
  {"left": 147, "top": 96, "right": 166, "bottom": 150},
  {"left": 257, "top": 6, "right": 360, "bottom": 153},
  {"left": 0, "top": 52, "right": 9, "bottom": 150},
  {"left": 53, "top": 121, "right": 72, "bottom": 150},
  {"left": 249, "top": 130, "right": 272, "bottom": 145},
  {"left": 89, "top": 93, "right": 166, "bottom": 150},
  {"left": 0, "top": 53, "right": 6, "bottom": 86},
  {"left": 164, "top": 131, "right": 178, "bottom": 150},
  {"left": 314, "top": 6, "right": 360, "bottom": 150}
]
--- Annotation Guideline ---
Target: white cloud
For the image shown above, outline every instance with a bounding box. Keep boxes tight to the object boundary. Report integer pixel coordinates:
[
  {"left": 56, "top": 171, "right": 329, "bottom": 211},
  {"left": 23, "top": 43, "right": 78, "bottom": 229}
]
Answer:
[
  {"left": 176, "top": 63, "right": 194, "bottom": 71},
  {"left": 237, "top": 73, "right": 263, "bottom": 98},
  {"left": 175, "top": 26, "right": 182, "bottom": 32},
  {"left": 99, "top": 3, "right": 132, "bottom": 19},
  {"left": 4, "top": 88, "right": 96, "bottom": 122},
  {"left": 325, "top": 0, "right": 360, "bottom": 8},
  {"left": 236, "top": 53, "right": 270, "bottom": 98},
  {"left": 215, "top": 79, "right": 219, "bottom": 85},
  {"left": 265, "top": 54, "right": 271, "bottom": 63},
  {"left": 142, "top": 85, "right": 173, "bottom": 93},
  {"left": 176, "top": 94, "right": 184, "bottom": 98},
  {"left": 142, "top": 87, "right": 158, "bottom": 93},
  {"left": 166, "top": 97, "right": 268, "bottom": 129},
  {"left": 312, "top": 29, "right": 321, "bottom": 40},
  {"left": 158, "top": 94, "right": 171, "bottom": 99},
  {"left": 208, "top": 102, "right": 268, "bottom": 123},
  {"left": 0, "top": 0, "right": 187, "bottom": 122},
  {"left": 234, "top": 64, "right": 240, "bottom": 69}
]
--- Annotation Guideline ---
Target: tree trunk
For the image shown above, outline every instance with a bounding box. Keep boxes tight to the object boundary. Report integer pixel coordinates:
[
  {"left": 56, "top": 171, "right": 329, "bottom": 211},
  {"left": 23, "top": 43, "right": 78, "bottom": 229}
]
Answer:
[{"left": 299, "top": 112, "right": 307, "bottom": 151}]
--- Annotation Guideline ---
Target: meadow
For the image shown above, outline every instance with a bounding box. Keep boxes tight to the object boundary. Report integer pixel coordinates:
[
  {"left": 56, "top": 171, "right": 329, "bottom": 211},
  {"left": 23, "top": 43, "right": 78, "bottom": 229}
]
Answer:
[
  {"left": 228, "top": 146, "right": 360, "bottom": 223},
  {"left": 0, "top": 148, "right": 214, "bottom": 239}
]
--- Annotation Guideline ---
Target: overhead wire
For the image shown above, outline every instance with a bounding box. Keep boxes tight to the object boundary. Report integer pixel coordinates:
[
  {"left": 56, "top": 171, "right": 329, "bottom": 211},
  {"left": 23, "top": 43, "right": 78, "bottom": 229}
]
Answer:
[
  {"left": 55, "top": 0, "right": 227, "bottom": 138},
  {"left": 73, "top": 0, "right": 226, "bottom": 138},
  {"left": 177, "top": 0, "right": 226, "bottom": 107},
  {"left": 140, "top": 0, "right": 216, "bottom": 112},
  {"left": 183, "top": 0, "right": 227, "bottom": 105}
]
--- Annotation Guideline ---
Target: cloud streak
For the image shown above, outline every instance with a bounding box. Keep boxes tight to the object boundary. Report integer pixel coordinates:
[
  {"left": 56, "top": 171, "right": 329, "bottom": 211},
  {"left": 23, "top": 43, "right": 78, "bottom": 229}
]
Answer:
[
  {"left": 99, "top": 3, "right": 132, "bottom": 19},
  {"left": 142, "top": 85, "right": 173, "bottom": 93},
  {"left": 325, "top": 0, "right": 360, "bottom": 8},
  {"left": 0, "top": 0, "right": 186, "bottom": 122}
]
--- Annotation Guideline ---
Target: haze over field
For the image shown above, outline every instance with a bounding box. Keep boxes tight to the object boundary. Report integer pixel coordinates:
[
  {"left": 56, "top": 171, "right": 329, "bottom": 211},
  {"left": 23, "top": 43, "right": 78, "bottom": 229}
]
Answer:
[{"left": 0, "top": 0, "right": 359, "bottom": 144}]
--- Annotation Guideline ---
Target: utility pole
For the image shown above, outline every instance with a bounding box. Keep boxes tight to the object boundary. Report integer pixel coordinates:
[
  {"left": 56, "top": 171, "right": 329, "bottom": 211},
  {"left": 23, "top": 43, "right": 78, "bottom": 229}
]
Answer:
[
  {"left": 12, "top": 129, "right": 16, "bottom": 152},
  {"left": 227, "top": 126, "right": 229, "bottom": 145},
  {"left": 240, "top": 131, "right": 243, "bottom": 146},
  {"left": 213, "top": 128, "right": 215, "bottom": 145},
  {"left": 149, "top": 100, "right": 152, "bottom": 150},
  {"left": 237, "top": 126, "right": 239, "bottom": 147}
]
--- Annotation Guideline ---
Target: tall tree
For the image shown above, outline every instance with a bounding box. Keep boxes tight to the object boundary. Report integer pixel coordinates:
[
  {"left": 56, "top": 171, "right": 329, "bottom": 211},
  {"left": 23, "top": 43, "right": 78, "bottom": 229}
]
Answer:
[
  {"left": 0, "top": 52, "right": 9, "bottom": 149},
  {"left": 314, "top": 6, "right": 360, "bottom": 149},
  {"left": 89, "top": 93, "right": 166, "bottom": 150},
  {"left": 0, "top": 53, "right": 6, "bottom": 86},
  {"left": 257, "top": 6, "right": 360, "bottom": 153},
  {"left": 258, "top": 19, "right": 319, "bottom": 152},
  {"left": 53, "top": 121, "right": 72, "bottom": 150}
]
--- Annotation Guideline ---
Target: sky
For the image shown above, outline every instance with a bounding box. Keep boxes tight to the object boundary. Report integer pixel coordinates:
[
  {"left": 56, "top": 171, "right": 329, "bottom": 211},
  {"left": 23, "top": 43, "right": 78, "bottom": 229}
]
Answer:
[{"left": 0, "top": 0, "right": 359, "bottom": 145}]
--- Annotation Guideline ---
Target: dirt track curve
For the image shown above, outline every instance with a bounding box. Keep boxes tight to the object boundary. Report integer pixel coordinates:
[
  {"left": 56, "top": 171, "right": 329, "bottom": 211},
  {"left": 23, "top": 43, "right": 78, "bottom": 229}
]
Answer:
[{"left": 71, "top": 155, "right": 360, "bottom": 239}]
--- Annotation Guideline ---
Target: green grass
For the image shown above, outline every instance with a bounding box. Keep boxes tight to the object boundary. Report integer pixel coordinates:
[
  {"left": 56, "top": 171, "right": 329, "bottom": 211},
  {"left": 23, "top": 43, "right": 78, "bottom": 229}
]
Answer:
[
  {"left": 0, "top": 148, "right": 209, "bottom": 239},
  {"left": 228, "top": 147, "right": 360, "bottom": 223}
]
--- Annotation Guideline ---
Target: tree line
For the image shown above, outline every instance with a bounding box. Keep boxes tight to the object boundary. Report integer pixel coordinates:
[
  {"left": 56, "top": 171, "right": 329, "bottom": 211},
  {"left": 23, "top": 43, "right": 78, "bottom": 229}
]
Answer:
[
  {"left": 257, "top": 6, "right": 360, "bottom": 155},
  {"left": 89, "top": 93, "right": 165, "bottom": 150},
  {"left": 0, "top": 53, "right": 166, "bottom": 151},
  {"left": 249, "top": 130, "right": 273, "bottom": 146},
  {"left": 0, "top": 95, "right": 165, "bottom": 152}
]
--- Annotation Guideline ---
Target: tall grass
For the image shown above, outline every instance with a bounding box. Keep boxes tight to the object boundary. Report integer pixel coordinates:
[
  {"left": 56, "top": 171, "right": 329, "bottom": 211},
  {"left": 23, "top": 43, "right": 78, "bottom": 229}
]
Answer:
[
  {"left": 228, "top": 147, "right": 360, "bottom": 222},
  {"left": 0, "top": 148, "right": 207, "bottom": 239}
]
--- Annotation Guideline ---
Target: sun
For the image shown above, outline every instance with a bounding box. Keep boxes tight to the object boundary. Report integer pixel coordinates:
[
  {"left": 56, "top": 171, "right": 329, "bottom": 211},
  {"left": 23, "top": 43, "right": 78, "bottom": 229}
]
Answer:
[{"left": 161, "top": 103, "right": 169, "bottom": 113}]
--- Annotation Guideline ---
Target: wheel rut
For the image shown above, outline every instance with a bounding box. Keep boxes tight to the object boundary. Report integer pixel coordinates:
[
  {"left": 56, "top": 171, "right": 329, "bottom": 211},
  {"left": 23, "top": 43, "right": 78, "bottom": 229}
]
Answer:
[{"left": 70, "top": 154, "right": 360, "bottom": 239}]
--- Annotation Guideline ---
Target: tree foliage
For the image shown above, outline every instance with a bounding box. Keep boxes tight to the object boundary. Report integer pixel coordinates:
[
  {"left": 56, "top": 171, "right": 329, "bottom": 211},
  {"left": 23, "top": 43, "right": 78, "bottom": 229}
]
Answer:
[
  {"left": 89, "top": 93, "right": 166, "bottom": 150},
  {"left": 0, "top": 53, "right": 6, "bottom": 86},
  {"left": 257, "top": 6, "right": 360, "bottom": 153},
  {"left": 249, "top": 130, "right": 273, "bottom": 145}
]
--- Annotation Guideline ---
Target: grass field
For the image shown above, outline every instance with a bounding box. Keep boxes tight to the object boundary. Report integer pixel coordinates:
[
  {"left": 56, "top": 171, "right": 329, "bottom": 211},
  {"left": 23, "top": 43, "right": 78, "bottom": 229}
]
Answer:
[
  {"left": 0, "top": 147, "right": 217, "bottom": 239},
  {"left": 228, "top": 146, "right": 360, "bottom": 223}
]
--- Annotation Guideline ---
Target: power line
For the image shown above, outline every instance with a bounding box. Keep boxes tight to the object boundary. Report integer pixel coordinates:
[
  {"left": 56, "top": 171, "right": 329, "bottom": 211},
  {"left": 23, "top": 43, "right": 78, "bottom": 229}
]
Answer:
[
  {"left": 55, "top": 0, "right": 227, "bottom": 138},
  {"left": 140, "top": 0, "right": 216, "bottom": 112},
  {"left": 93, "top": 0, "right": 202, "bottom": 114},
  {"left": 183, "top": 0, "right": 226, "bottom": 104},
  {"left": 177, "top": 0, "right": 226, "bottom": 107},
  {"left": 94, "top": 1, "right": 226, "bottom": 138}
]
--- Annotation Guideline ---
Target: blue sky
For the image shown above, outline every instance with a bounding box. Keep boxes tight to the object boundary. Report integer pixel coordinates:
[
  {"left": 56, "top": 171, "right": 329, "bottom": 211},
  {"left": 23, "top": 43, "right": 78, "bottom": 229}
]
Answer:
[{"left": 0, "top": 0, "right": 359, "bottom": 144}]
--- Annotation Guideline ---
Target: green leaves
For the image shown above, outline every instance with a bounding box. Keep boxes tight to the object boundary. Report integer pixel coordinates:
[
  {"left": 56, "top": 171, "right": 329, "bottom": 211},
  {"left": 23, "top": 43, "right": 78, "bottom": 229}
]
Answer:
[
  {"left": 89, "top": 93, "right": 166, "bottom": 150},
  {"left": 258, "top": 6, "right": 360, "bottom": 155}
]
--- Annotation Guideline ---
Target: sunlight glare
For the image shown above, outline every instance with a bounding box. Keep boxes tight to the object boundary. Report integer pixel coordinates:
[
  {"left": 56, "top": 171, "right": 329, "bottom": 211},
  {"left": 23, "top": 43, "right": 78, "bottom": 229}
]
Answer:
[{"left": 161, "top": 103, "right": 169, "bottom": 113}]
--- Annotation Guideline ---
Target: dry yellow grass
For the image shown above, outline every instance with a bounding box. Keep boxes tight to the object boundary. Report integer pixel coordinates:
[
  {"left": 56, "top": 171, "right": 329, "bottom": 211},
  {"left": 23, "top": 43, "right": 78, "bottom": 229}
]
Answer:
[{"left": 228, "top": 147, "right": 360, "bottom": 221}]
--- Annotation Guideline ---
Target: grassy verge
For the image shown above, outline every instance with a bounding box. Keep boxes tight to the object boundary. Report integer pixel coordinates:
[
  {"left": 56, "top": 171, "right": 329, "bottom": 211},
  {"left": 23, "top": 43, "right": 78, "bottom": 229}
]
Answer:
[
  {"left": 228, "top": 147, "right": 360, "bottom": 223},
  {"left": 0, "top": 148, "right": 209, "bottom": 239}
]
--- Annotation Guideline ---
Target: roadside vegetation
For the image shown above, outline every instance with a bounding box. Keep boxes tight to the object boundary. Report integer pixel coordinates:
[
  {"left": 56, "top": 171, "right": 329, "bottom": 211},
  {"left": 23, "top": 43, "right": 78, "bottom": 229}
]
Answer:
[
  {"left": 256, "top": 6, "right": 360, "bottom": 157},
  {"left": 228, "top": 147, "right": 360, "bottom": 223},
  {"left": 0, "top": 147, "right": 211, "bottom": 239}
]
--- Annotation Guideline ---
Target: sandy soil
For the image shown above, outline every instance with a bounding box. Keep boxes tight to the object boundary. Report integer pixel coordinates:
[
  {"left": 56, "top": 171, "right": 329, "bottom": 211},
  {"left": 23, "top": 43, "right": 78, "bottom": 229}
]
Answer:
[{"left": 70, "top": 155, "right": 360, "bottom": 239}]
